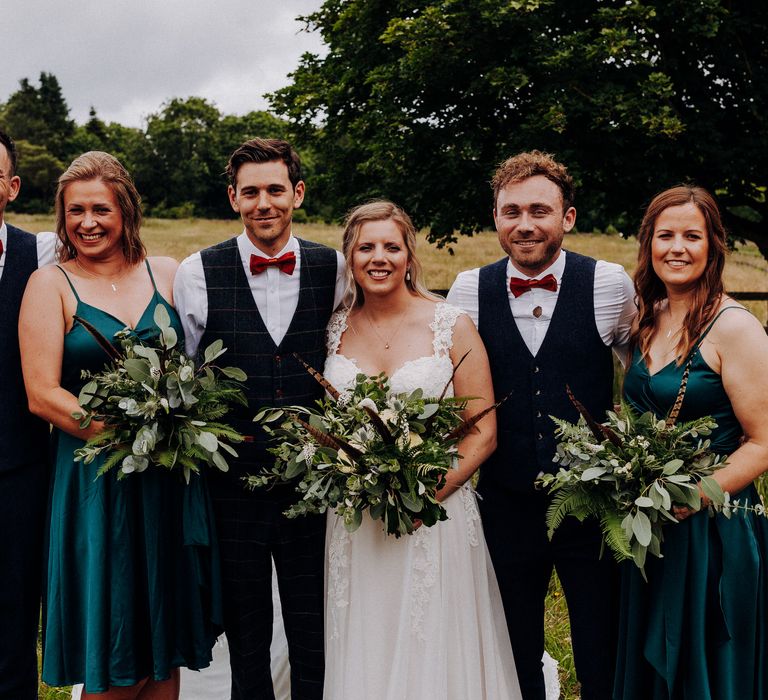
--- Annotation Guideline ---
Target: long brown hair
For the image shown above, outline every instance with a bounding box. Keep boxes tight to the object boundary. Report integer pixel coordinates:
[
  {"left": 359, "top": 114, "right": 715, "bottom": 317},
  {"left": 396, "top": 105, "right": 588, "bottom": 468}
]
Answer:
[
  {"left": 340, "top": 200, "right": 438, "bottom": 309},
  {"left": 633, "top": 185, "right": 728, "bottom": 364},
  {"left": 55, "top": 151, "right": 146, "bottom": 265}
]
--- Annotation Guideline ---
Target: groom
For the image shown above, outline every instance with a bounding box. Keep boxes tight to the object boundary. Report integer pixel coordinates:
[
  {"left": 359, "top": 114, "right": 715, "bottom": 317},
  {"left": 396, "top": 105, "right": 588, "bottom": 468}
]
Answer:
[
  {"left": 447, "top": 150, "right": 636, "bottom": 700},
  {"left": 0, "top": 130, "right": 54, "bottom": 699},
  {"left": 174, "top": 138, "right": 345, "bottom": 699}
]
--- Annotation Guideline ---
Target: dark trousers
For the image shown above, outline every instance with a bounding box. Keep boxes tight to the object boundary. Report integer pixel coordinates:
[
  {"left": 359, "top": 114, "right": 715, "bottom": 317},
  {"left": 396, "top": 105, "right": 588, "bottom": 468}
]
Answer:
[
  {"left": 480, "top": 488, "right": 618, "bottom": 700},
  {"left": 0, "top": 460, "right": 47, "bottom": 700},
  {"left": 212, "top": 485, "right": 325, "bottom": 700}
]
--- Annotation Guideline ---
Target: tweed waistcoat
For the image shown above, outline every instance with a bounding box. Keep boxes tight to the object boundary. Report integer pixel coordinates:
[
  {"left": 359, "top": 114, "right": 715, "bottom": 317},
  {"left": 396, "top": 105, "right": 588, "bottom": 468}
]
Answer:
[
  {"left": 477, "top": 251, "right": 614, "bottom": 494},
  {"left": 0, "top": 225, "right": 49, "bottom": 471},
  {"left": 199, "top": 236, "right": 338, "bottom": 491}
]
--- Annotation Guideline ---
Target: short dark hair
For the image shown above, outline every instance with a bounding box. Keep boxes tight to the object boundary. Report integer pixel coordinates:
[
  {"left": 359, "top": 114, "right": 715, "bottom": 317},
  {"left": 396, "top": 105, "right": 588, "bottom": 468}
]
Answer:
[
  {"left": 491, "top": 150, "right": 574, "bottom": 212},
  {"left": 0, "top": 129, "right": 18, "bottom": 177},
  {"left": 226, "top": 138, "right": 302, "bottom": 189}
]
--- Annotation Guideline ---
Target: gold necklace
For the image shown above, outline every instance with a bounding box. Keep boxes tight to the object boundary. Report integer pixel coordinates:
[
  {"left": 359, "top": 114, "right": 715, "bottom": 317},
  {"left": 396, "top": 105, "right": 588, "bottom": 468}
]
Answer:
[
  {"left": 364, "top": 308, "right": 408, "bottom": 350},
  {"left": 74, "top": 257, "right": 130, "bottom": 293},
  {"left": 665, "top": 304, "right": 683, "bottom": 339}
]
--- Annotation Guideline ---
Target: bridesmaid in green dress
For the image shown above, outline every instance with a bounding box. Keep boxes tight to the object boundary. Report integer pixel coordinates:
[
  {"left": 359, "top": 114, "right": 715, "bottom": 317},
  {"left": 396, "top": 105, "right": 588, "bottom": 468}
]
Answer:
[
  {"left": 19, "top": 152, "right": 222, "bottom": 699},
  {"left": 613, "top": 185, "right": 768, "bottom": 699}
]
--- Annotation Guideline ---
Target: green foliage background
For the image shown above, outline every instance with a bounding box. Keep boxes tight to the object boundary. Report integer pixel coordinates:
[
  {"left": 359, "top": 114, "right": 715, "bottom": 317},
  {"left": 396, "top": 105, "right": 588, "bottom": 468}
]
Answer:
[{"left": 3, "top": 2, "right": 768, "bottom": 260}]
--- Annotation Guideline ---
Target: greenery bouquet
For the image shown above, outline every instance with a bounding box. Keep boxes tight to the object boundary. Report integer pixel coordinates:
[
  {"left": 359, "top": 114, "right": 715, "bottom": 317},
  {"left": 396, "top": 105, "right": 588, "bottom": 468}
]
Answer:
[
  {"left": 537, "top": 385, "right": 727, "bottom": 577},
  {"left": 72, "top": 304, "right": 247, "bottom": 482},
  {"left": 247, "top": 353, "right": 496, "bottom": 537}
]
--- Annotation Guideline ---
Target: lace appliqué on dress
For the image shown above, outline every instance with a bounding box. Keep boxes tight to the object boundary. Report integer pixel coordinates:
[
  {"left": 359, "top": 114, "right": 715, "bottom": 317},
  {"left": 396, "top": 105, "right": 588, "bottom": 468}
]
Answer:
[
  {"left": 430, "top": 303, "right": 464, "bottom": 358},
  {"left": 326, "top": 310, "right": 349, "bottom": 356},
  {"left": 326, "top": 527, "right": 351, "bottom": 641},
  {"left": 409, "top": 527, "right": 438, "bottom": 641},
  {"left": 458, "top": 484, "right": 481, "bottom": 548}
]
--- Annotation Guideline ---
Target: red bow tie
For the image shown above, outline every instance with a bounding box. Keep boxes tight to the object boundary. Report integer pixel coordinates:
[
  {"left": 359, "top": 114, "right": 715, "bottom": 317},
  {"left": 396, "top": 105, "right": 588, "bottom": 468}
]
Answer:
[
  {"left": 249, "top": 251, "right": 296, "bottom": 276},
  {"left": 0, "top": 239, "right": 3, "bottom": 257},
  {"left": 509, "top": 273, "right": 558, "bottom": 297}
]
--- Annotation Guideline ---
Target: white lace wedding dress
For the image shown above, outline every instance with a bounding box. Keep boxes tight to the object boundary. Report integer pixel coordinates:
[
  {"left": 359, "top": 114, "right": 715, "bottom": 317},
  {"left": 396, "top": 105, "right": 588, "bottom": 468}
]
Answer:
[{"left": 322, "top": 302, "right": 523, "bottom": 700}]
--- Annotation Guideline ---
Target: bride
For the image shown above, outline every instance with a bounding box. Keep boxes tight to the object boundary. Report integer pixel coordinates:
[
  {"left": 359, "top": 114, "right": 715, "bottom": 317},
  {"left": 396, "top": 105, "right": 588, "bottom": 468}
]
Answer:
[{"left": 322, "top": 201, "right": 522, "bottom": 699}]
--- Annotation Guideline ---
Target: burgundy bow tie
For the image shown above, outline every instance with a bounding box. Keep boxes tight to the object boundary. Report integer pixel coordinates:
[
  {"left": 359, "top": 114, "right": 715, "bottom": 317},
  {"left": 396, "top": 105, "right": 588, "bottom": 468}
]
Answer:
[
  {"left": 509, "top": 273, "right": 558, "bottom": 297},
  {"left": 0, "top": 239, "right": 3, "bottom": 257},
  {"left": 249, "top": 251, "right": 296, "bottom": 276}
]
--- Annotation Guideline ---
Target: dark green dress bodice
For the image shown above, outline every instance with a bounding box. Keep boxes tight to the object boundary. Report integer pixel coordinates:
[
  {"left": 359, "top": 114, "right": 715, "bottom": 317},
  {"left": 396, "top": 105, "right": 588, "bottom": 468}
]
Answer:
[
  {"left": 43, "top": 263, "right": 223, "bottom": 692},
  {"left": 614, "top": 308, "right": 768, "bottom": 700}
]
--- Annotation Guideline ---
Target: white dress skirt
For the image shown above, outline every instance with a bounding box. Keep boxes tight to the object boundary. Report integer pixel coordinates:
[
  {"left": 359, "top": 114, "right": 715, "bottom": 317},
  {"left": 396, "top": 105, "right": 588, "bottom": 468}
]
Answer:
[{"left": 321, "top": 304, "right": 524, "bottom": 699}]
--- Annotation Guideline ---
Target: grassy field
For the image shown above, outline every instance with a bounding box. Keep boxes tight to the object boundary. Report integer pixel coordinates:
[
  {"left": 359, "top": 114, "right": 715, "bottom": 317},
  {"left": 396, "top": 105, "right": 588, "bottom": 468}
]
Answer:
[{"left": 15, "top": 212, "right": 767, "bottom": 700}]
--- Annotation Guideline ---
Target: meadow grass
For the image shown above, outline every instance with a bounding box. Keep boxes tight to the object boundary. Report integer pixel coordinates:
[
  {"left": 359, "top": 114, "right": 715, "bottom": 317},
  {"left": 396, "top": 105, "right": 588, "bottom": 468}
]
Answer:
[{"left": 15, "top": 212, "right": 766, "bottom": 700}]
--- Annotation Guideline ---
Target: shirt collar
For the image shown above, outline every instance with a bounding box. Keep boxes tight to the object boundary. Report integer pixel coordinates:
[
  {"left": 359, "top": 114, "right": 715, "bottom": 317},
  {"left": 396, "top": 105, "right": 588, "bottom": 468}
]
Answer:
[
  {"left": 0, "top": 221, "right": 6, "bottom": 256},
  {"left": 238, "top": 230, "right": 298, "bottom": 258},
  {"left": 506, "top": 248, "right": 566, "bottom": 282}
]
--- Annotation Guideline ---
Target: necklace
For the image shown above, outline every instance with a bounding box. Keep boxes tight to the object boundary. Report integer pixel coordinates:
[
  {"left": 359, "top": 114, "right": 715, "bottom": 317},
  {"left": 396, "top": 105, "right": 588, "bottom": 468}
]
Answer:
[
  {"left": 364, "top": 308, "right": 407, "bottom": 350},
  {"left": 665, "top": 304, "right": 683, "bottom": 339},
  {"left": 74, "top": 257, "right": 130, "bottom": 293}
]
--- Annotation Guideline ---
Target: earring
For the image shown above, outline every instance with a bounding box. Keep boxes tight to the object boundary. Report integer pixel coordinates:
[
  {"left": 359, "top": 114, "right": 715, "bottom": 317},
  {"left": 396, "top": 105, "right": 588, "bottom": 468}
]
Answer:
[{"left": 406, "top": 268, "right": 411, "bottom": 282}]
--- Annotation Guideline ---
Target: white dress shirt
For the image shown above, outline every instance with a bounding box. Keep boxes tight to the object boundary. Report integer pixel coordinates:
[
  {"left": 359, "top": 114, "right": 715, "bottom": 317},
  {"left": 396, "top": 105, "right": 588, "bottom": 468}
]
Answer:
[
  {"left": 0, "top": 223, "right": 58, "bottom": 280},
  {"left": 446, "top": 250, "right": 636, "bottom": 363},
  {"left": 174, "top": 232, "right": 347, "bottom": 356}
]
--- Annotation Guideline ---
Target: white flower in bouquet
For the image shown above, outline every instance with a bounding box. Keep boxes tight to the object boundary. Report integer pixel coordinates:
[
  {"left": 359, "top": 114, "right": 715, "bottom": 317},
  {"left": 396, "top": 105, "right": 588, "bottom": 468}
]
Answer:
[{"left": 72, "top": 305, "right": 247, "bottom": 483}]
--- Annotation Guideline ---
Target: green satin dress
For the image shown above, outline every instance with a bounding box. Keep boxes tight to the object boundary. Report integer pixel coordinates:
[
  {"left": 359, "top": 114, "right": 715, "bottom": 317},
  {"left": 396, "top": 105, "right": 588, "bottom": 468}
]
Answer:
[
  {"left": 42, "top": 263, "right": 223, "bottom": 693},
  {"left": 614, "top": 308, "right": 768, "bottom": 699}
]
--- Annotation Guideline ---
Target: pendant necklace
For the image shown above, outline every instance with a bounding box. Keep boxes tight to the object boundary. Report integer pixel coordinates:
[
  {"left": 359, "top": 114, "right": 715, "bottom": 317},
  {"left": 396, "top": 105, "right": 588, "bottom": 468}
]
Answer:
[
  {"left": 666, "top": 304, "right": 682, "bottom": 339},
  {"left": 364, "top": 308, "right": 408, "bottom": 350},
  {"left": 74, "top": 257, "right": 129, "bottom": 293}
]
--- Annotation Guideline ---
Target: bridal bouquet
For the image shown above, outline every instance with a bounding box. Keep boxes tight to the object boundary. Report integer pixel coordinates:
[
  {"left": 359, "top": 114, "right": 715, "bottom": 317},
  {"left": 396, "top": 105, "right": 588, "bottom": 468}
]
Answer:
[
  {"left": 72, "top": 304, "right": 247, "bottom": 482},
  {"left": 247, "top": 353, "right": 496, "bottom": 537},
  {"left": 537, "top": 390, "right": 727, "bottom": 576}
]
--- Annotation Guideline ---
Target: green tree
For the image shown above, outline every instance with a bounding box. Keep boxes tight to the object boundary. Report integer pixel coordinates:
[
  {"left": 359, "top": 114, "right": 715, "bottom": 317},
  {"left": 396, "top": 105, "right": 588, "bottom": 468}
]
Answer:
[
  {"left": 12, "top": 140, "right": 66, "bottom": 212},
  {"left": 271, "top": 0, "right": 768, "bottom": 256},
  {"left": 141, "top": 97, "right": 294, "bottom": 218},
  {"left": 0, "top": 73, "right": 75, "bottom": 161}
]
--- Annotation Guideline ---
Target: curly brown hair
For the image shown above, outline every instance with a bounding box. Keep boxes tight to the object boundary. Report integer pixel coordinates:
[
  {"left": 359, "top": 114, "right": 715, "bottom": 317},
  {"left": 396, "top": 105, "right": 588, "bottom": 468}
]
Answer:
[{"left": 491, "top": 150, "right": 574, "bottom": 212}]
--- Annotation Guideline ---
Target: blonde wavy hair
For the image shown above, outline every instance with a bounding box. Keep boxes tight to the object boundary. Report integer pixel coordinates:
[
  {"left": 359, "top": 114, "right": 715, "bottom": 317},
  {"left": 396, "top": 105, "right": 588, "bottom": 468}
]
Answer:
[
  {"left": 55, "top": 151, "right": 146, "bottom": 265},
  {"left": 340, "top": 200, "right": 438, "bottom": 308}
]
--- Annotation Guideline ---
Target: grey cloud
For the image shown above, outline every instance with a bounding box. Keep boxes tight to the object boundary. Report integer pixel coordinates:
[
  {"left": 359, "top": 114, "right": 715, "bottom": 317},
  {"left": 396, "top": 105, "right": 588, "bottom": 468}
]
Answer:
[{"left": 3, "top": 0, "right": 325, "bottom": 127}]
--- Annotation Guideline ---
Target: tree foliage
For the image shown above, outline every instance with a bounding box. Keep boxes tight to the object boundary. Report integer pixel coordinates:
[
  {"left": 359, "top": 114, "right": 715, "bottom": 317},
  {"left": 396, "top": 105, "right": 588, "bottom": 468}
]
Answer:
[
  {"left": 271, "top": 0, "right": 768, "bottom": 255},
  {"left": 0, "top": 78, "right": 292, "bottom": 219}
]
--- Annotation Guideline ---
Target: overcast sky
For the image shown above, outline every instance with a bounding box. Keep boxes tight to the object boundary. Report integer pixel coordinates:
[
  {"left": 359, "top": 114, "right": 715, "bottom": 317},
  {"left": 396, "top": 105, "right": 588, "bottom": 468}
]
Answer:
[{"left": 4, "top": 0, "right": 326, "bottom": 128}]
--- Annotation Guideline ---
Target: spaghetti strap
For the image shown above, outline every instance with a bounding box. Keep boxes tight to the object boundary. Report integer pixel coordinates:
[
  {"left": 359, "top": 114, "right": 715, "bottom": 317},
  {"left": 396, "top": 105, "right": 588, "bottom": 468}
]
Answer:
[
  {"left": 55, "top": 264, "right": 82, "bottom": 303},
  {"left": 698, "top": 305, "right": 748, "bottom": 342},
  {"left": 682, "top": 305, "right": 749, "bottom": 363},
  {"left": 144, "top": 259, "right": 158, "bottom": 292}
]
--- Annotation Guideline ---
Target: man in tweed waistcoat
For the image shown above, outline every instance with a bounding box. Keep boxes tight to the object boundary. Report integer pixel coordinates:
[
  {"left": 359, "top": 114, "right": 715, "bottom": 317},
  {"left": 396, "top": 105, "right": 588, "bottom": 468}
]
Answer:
[
  {"left": 174, "top": 139, "right": 345, "bottom": 700},
  {"left": 448, "top": 151, "right": 636, "bottom": 700},
  {"left": 0, "top": 130, "right": 56, "bottom": 699}
]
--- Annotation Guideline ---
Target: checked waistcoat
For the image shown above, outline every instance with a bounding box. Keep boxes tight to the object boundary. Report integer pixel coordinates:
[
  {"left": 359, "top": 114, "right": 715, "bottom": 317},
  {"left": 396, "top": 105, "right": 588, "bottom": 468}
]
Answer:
[{"left": 199, "top": 236, "right": 338, "bottom": 493}]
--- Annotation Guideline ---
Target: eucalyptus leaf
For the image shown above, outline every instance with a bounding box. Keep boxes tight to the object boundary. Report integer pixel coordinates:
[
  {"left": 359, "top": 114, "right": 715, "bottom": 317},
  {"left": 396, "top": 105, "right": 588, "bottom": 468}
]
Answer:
[
  {"left": 662, "top": 459, "right": 684, "bottom": 475},
  {"left": 203, "top": 339, "right": 226, "bottom": 365},
  {"left": 211, "top": 451, "right": 229, "bottom": 472},
  {"left": 196, "top": 431, "right": 219, "bottom": 453},
  {"left": 221, "top": 366, "right": 248, "bottom": 381},
  {"left": 632, "top": 510, "right": 652, "bottom": 547},
  {"left": 132, "top": 345, "right": 161, "bottom": 368},
  {"left": 123, "top": 359, "right": 153, "bottom": 383},
  {"left": 700, "top": 476, "right": 725, "bottom": 506}
]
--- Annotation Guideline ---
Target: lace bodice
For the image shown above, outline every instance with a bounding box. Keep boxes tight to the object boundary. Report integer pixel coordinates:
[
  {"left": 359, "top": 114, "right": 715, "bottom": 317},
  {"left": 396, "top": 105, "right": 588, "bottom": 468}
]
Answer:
[{"left": 323, "top": 302, "right": 465, "bottom": 396}]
